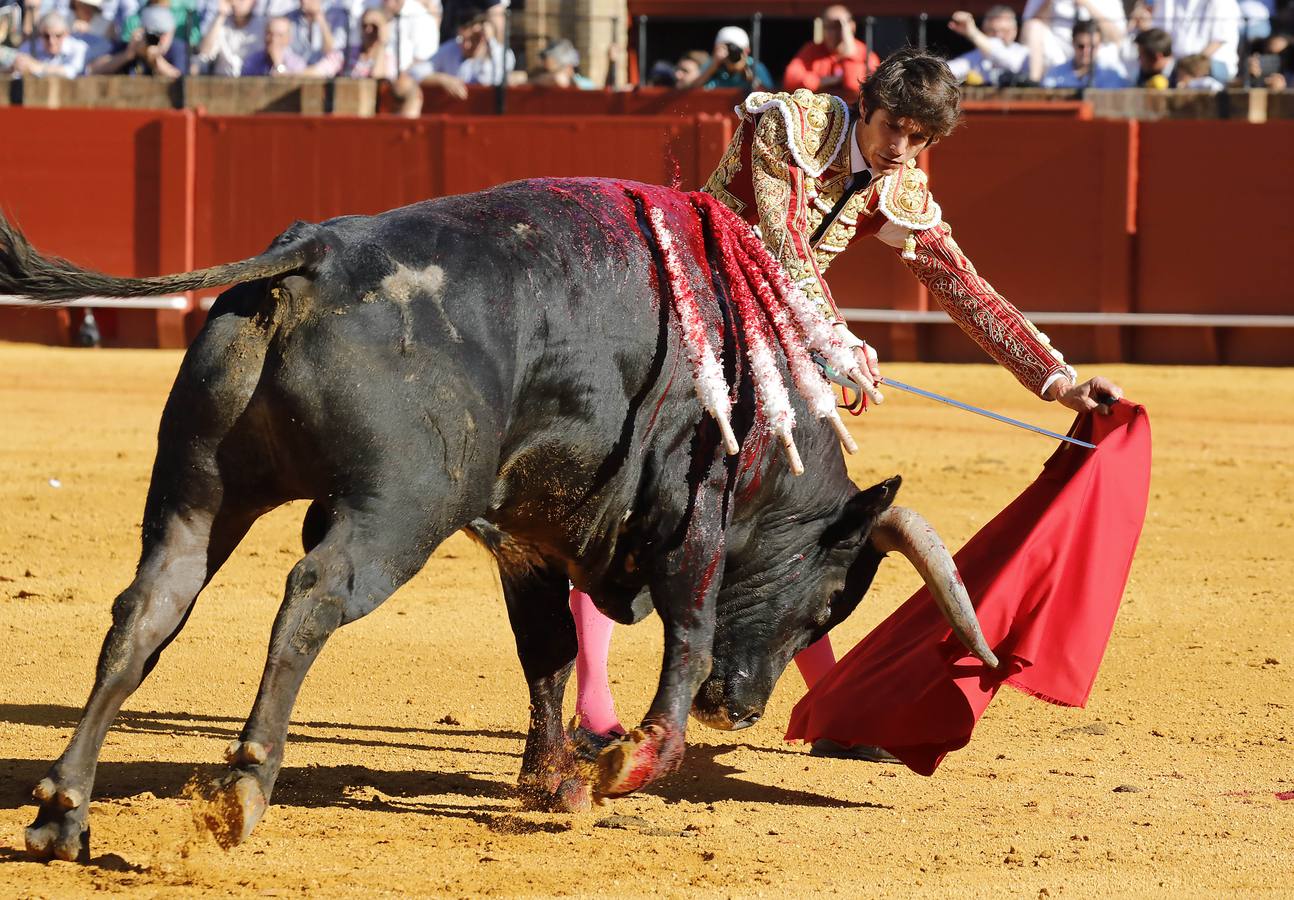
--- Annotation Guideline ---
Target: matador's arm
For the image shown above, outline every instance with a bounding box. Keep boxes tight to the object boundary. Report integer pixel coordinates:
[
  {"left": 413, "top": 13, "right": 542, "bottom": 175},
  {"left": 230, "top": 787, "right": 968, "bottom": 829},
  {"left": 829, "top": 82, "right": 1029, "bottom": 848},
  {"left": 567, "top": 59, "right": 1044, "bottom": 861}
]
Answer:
[{"left": 879, "top": 216, "right": 1075, "bottom": 397}]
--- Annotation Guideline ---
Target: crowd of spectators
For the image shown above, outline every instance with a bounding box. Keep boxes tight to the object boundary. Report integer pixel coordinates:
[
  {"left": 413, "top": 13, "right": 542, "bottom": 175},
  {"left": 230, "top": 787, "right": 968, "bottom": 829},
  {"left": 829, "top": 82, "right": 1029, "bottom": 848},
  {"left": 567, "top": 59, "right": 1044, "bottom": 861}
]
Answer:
[
  {"left": 637, "top": 0, "right": 1291, "bottom": 96},
  {"left": 2, "top": 0, "right": 1291, "bottom": 98},
  {"left": 940, "top": 0, "right": 1293, "bottom": 89},
  {"left": 0, "top": 0, "right": 531, "bottom": 92}
]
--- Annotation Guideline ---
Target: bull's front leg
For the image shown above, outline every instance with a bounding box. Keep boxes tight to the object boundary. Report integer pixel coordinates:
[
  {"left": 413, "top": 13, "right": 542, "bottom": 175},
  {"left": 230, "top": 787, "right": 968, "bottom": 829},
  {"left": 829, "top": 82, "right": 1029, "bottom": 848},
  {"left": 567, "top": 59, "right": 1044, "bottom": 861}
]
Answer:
[
  {"left": 595, "top": 495, "right": 726, "bottom": 799},
  {"left": 498, "top": 563, "right": 592, "bottom": 812}
]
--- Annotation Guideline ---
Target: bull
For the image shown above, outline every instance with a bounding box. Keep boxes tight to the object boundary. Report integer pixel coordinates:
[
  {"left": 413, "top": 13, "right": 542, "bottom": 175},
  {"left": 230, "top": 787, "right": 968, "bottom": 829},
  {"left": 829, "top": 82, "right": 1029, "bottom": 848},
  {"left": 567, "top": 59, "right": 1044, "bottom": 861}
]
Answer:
[{"left": 0, "top": 177, "right": 996, "bottom": 861}]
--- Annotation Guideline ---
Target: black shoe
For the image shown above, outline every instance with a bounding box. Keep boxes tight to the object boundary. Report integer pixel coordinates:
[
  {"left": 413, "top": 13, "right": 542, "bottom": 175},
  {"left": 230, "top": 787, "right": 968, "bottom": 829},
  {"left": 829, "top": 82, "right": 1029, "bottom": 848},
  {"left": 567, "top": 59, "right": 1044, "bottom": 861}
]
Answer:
[{"left": 809, "top": 739, "right": 902, "bottom": 763}]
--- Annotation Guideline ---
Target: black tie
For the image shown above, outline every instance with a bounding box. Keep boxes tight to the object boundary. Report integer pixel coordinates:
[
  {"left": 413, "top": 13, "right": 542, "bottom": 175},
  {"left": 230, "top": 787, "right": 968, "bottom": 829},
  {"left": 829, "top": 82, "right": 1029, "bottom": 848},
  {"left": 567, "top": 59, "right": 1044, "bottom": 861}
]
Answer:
[{"left": 810, "top": 170, "right": 872, "bottom": 249}]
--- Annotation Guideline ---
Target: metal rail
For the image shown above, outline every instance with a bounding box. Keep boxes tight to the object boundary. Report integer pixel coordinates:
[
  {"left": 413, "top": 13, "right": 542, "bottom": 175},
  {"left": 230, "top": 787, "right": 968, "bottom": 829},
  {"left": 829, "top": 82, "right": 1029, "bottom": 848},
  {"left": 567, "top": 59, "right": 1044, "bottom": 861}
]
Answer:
[
  {"left": 841, "top": 309, "right": 1294, "bottom": 328},
  {"left": 0, "top": 295, "right": 189, "bottom": 310}
]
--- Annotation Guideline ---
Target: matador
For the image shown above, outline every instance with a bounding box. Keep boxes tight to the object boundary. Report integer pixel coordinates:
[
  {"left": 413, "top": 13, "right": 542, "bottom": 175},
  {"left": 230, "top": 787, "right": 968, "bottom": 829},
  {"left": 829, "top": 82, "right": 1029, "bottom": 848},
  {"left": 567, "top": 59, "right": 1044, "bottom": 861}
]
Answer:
[{"left": 569, "top": 49, "right": 1124, "bottom": 754}]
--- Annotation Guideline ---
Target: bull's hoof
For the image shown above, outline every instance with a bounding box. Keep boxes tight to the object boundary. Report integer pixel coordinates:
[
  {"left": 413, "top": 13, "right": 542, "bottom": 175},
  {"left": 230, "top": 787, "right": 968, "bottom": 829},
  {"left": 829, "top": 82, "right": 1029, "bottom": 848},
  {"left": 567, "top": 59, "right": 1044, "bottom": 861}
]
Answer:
[
  {"left": 594, "top": 724, "right": 677, "bottom": 799},
  {"left": 518, "top": 776, "right": 592, "bottom": 813},
  {"left": 195, "top": 775, "right": 267, "bottom": 849},
  {"left": 25, "top": 778, "right": 91, "bottom": 862}
]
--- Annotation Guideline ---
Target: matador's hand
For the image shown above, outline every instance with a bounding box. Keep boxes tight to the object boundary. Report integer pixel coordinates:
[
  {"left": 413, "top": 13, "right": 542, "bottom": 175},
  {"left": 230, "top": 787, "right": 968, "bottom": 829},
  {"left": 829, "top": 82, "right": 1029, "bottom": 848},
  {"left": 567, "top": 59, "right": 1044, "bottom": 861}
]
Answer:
[
  {"left": 1050, "top": 375, "right": 1123, "bottom": 415},
  {"left": 833, "top": 323, "right": 884, "bottom": 405}
]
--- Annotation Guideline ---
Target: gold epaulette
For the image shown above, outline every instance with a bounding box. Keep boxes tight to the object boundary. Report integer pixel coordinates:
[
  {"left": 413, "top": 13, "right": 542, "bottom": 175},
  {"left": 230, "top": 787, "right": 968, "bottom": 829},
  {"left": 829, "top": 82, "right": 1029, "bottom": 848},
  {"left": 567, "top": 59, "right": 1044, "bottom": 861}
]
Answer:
[
  {"left": 876, "top": 159, "right": 942, "bottom": 231},
  {"left": 739, "top": 89, "right": 850, "bottom": 178}
]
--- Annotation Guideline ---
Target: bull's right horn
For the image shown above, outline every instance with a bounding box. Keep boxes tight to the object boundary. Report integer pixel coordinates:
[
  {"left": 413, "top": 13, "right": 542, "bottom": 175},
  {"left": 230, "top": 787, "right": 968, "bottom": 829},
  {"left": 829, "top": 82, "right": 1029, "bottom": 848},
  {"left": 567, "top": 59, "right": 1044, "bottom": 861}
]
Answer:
[{"left": 870, "top": 506, "right": 1000, "bottom": 669}]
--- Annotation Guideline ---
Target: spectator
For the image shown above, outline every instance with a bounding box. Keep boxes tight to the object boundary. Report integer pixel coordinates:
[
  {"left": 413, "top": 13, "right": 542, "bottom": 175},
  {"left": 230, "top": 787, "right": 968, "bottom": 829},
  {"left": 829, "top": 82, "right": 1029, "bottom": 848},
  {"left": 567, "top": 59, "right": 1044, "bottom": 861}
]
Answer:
[
  {"left": 120, "top": 0, "right": 204, "bottom": 57},
  {"left": 1, "top": 1, "right": 20, "bottom": 48},
  {"left": 1119, "top": 0, "right": 1152, "bottom": 71},
  {"left": 1040, "top": 18, "right": 1128, "bottom": 86},
  {"left": 285, "top": 0, "right": 345, "bottom": 75},
  {"left": 344, "top": 3, "right": 392, "bottom": 76},
  {"left": 783, "top": 4, "right": 879, "bottom": 102},
  {"left": 1246, "top": 32, "right": 1292, "bottom": 87},
  {"left": 947, "top": 6, "right": 1030, "bottom": 85},
  {"left": 1151, "top": 0, "right": 1242, "bottom": 81},
  {"left": 683, "top": 25, "right": 773, "bottom": 91},
  {"left": 645, "top": 58, "right": 676, "bottom": 86},
  {"left": 531, "top": 37, "right": 593, "bottom": 88},
  {"left": 672, "top": 49, "right": 707, "bottom": 86},
  {"left": 240, "top": 13, "right": 301, "bottom": 72},
  {"left": 8, "top": 11, "right": 86, "bottom": 74},
  {"left": 1175, "top": 51, "right": 1225, "bottom": 87},
  {"left": 1021, "top": 0, "right": 1126, "bottom": 82},
  {"left": 1238, "top": 0, "right": 1273, "bottom": 42},
  {"left": 422, "top": 5, "right": 513, "bottom": 95},
  {"left": 197, "top": 0, "right": 263, "bottom": 75},
  {"left": 380, "top": 0, "right": 439, "bottom": 79},
  {"left": 1134, "top": 27, "right": 1174, "bottom": 86},
  {"left": 344, "top": 6, "right": 420, "bottom": 116},
  {"left": 67, "top": 0, "right": 114, "bottom": 66},
  {"left": 93, "top": 1, "right": 186, "bottom": 74}
]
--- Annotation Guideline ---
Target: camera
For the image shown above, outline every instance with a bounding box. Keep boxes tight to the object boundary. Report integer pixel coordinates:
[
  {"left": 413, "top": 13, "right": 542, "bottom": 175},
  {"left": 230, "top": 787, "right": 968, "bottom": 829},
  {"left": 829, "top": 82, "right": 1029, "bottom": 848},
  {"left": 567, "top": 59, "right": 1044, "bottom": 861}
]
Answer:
[
  {"left": 1256, "top": 53, "right": 1281, "bottom": 77},
  {"left": 145, "top": 30, "right": 163, "bottom": 45},
  {"left": 724, "top": 42, "right": 745, "bottom": 61}
]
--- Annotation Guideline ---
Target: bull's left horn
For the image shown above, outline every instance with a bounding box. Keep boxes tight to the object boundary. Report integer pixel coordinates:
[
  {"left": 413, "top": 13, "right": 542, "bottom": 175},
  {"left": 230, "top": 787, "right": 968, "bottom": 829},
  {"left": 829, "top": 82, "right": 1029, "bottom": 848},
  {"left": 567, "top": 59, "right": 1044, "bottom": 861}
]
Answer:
[{"left": 870, "top": 506, "right": 1000, "bottom": 668}]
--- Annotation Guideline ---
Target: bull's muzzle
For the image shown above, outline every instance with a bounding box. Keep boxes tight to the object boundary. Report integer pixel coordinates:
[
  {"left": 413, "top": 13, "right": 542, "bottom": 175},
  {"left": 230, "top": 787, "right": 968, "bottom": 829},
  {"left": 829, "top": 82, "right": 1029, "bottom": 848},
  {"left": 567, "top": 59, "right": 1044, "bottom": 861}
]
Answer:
[{"left": 691, "top": 680, "right": 764, "bottom": 731}]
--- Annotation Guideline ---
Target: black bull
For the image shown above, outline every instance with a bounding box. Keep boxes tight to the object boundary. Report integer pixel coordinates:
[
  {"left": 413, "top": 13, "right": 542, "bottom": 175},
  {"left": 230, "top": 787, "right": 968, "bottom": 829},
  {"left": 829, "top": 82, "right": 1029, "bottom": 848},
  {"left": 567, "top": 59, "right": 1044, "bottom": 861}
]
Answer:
[{"left": 1, "top": 177, "right": 995, "bottom": 860}]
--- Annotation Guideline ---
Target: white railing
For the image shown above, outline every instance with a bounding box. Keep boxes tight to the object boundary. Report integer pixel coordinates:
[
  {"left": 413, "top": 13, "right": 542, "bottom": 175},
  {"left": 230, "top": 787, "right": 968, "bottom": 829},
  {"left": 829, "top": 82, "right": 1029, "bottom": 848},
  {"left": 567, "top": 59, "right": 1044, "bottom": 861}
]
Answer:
[
  {"left": 0, "top": 295, "right": 189, "bottom": 310},
  {"left": 841, "top": 309, "right": 1294, "bottom": 328}
]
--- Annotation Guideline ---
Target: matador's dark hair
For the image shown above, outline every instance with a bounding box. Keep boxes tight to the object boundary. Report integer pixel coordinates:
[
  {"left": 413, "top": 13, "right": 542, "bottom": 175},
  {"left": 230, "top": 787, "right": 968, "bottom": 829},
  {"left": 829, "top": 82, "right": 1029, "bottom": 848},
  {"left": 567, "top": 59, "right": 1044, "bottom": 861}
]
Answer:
[{"left": 860, "top": 48, "right": 961, "bottom": 142}]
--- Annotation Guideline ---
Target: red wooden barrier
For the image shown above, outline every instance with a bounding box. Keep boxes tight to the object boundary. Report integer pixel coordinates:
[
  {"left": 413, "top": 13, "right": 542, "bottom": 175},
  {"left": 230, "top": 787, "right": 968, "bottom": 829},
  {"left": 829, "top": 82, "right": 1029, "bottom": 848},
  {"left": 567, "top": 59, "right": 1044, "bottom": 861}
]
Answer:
[
  {"left": 1, "top": 106, "right": 1290, "bottom": 365},
  {"left": 0, "top": 108, "right": 192, "bottom": 347},
  {"left": 1135, "top": 120, "right": 1294, "bottom": 365},
  {"left": 924, "top": 118, "right": 1136, "bottom": 364}
]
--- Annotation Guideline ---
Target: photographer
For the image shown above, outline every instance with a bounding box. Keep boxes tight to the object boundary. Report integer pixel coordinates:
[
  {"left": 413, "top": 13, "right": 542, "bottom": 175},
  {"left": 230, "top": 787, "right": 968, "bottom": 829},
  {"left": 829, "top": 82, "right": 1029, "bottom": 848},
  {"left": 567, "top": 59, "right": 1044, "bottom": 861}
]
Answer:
[
  {"left": 90, "top": 3, "right": 186, "bottom": 76},
  {"left": 681, "top": 25, "right": 773, "bottom": 91}
]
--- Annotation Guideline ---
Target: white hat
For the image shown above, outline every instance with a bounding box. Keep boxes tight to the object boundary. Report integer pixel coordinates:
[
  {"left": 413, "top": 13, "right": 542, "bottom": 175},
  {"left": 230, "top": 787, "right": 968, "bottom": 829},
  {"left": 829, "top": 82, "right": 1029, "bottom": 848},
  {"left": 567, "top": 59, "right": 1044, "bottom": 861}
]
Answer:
[{"left": 715, "top": 25, "right": 750, "bottom": 50}]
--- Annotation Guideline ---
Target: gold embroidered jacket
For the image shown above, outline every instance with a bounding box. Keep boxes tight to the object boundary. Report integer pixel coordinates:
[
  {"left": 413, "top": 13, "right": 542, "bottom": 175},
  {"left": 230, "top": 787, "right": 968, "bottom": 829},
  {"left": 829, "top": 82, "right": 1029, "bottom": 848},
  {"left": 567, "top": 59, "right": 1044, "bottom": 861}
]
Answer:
[{"left": 702, "top": 88, "right": 1075, "bottom": 397}]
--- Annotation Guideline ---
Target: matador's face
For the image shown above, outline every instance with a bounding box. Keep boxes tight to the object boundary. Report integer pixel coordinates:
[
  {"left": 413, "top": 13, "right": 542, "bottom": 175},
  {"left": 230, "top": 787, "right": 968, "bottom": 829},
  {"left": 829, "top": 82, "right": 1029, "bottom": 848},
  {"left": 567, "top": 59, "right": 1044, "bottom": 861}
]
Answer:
[{"left": 856, "top": 107, "right": 932, "bottom": 177}]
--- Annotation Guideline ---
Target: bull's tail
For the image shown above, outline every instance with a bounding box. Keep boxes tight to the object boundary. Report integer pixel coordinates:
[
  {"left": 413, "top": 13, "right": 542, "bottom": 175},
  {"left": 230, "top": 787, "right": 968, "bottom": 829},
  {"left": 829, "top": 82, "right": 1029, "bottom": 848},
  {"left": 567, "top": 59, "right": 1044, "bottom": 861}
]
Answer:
[{"left": 0, "top": 211, "right": 312, "bottom": 303}]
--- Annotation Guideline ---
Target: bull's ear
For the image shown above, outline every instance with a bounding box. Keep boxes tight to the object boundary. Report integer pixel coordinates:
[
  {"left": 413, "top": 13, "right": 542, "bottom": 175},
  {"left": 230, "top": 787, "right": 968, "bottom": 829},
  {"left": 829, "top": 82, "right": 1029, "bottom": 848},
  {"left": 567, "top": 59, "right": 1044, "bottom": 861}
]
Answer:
[{"left": 820, "top": 476, "right": 901, "bottom": 547}]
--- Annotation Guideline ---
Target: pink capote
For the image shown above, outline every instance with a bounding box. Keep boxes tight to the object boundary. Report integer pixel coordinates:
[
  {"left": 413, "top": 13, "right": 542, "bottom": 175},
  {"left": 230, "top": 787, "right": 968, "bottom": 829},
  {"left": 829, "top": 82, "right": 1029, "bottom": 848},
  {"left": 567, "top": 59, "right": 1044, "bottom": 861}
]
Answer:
[{"left": 785, "top": 401, "right": 1151, "bottom": 775}]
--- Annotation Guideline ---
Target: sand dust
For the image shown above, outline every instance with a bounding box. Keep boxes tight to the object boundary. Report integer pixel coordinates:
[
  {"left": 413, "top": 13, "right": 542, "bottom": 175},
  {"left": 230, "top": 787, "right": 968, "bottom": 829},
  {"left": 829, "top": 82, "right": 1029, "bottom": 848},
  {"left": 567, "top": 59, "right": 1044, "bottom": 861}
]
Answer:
[{"left": 0, "top": 343, "right": 1290, "bottom": 896}]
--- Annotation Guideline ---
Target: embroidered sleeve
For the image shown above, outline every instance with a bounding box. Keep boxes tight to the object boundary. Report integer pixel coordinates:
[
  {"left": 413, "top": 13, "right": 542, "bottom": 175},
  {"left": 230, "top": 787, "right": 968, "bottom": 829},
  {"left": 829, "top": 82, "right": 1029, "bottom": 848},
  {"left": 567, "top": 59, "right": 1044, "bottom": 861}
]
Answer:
[
  {"left": 749, "top": 109, "right": 840, "bottom": 324},
  {"left": 903, "top": 221, "right": 1076, "bottom": 397}
]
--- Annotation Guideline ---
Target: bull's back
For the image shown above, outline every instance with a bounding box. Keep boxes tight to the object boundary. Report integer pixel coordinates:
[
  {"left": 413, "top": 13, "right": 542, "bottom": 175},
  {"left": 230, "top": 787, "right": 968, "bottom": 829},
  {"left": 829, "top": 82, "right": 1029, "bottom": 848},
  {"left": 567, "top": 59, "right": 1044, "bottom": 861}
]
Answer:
[{"left": 223, "top": 179, "right": 710, "bottom": 549}]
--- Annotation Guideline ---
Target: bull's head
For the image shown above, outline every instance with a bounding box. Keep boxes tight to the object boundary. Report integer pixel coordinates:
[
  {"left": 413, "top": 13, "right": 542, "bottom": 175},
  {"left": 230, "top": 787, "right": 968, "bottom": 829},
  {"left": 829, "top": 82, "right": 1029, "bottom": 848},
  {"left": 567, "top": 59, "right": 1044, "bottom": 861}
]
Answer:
[{"left": 693, "top": 475, "right": 998, "bottom": 731}]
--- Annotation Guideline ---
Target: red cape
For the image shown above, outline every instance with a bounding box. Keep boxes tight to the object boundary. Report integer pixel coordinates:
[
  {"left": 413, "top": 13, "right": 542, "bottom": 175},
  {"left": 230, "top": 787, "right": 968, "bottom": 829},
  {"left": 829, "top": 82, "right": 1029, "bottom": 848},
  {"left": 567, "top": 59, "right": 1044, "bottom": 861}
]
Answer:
[{"left": 785, "top": 401, "right": 1152, "bottom": 775}]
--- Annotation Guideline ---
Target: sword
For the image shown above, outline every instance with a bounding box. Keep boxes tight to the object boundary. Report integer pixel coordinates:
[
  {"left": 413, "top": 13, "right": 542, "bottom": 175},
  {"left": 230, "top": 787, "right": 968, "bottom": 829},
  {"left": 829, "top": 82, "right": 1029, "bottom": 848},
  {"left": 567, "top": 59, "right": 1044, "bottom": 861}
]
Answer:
[{"left": 811, "top": 353, "right": 1097, "bottom": 450}]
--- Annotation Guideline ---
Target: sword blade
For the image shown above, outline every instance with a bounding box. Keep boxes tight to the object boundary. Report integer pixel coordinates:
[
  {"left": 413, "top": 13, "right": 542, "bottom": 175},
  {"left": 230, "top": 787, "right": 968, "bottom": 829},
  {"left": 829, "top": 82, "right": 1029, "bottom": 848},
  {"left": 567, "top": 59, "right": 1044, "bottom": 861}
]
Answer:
[{"left": 880, "top": 377, "right": 1096, "bottom": 450}]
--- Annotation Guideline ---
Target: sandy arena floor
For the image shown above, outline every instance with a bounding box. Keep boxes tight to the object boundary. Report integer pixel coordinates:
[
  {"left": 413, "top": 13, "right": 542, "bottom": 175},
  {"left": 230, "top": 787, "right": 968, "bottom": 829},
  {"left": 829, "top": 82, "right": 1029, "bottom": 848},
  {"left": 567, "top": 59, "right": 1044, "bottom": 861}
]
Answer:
[{"left": 0, "top": 342, "right": 1290, "bottom": 897}]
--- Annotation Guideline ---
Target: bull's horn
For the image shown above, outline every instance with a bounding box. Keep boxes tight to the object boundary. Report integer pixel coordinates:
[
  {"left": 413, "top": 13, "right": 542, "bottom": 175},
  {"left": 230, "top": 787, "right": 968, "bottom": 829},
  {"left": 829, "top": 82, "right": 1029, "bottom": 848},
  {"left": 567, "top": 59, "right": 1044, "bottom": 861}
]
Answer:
[{"left": 870, "top": 506, "right": 1000, "bottom": 668}]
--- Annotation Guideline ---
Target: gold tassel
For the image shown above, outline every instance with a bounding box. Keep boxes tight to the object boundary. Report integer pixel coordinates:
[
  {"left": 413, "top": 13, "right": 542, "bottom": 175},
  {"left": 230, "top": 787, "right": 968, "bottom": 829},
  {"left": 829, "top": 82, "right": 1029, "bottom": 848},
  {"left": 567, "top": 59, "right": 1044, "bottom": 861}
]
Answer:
[{"left": 901, "top": 231, "right": 917, "bottom": 261}]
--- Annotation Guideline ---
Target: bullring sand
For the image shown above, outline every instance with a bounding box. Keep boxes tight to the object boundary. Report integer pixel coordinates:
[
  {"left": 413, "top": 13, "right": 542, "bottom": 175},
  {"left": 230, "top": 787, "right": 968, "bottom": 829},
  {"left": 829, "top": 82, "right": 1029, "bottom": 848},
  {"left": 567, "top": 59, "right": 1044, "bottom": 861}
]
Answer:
[{"left": 0, "top": 344, "right": 1290, "bottom": 896}]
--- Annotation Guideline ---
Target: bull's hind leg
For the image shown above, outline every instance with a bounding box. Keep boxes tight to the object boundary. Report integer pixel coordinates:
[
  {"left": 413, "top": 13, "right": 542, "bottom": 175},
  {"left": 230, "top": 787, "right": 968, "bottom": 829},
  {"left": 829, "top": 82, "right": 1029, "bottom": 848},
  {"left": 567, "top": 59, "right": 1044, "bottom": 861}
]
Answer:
[
  {"left": 25, "top": 504, "right": 257, "bottom": 861},
  {"left": 201, "top": 498, "right": 444, "bottom": 847},
  {"left": 497, "top": 563, "right": 590, "bottom": 812}
]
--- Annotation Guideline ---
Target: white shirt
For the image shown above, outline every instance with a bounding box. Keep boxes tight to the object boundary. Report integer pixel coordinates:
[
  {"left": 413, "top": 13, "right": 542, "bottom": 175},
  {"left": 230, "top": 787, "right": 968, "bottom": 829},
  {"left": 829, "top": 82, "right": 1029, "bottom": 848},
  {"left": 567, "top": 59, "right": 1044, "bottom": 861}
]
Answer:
[
  {"left": 373, "top": 0, "right": 439, "bottom": 75},
  {"left": 20, "top": 33, "right": 88, "bottom": 76},
  {"left": 947, "top": 38, "right": 1030, "bottom": 84},
  {"left": 1152, "top": 0, "right": 1241, "bottom": 79},
  {"left": 1022, "top": 0, "right": 1127, "bottom": 45},
  {"left": 201, "top": 15, "right": 265, "bottom": 76}
]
